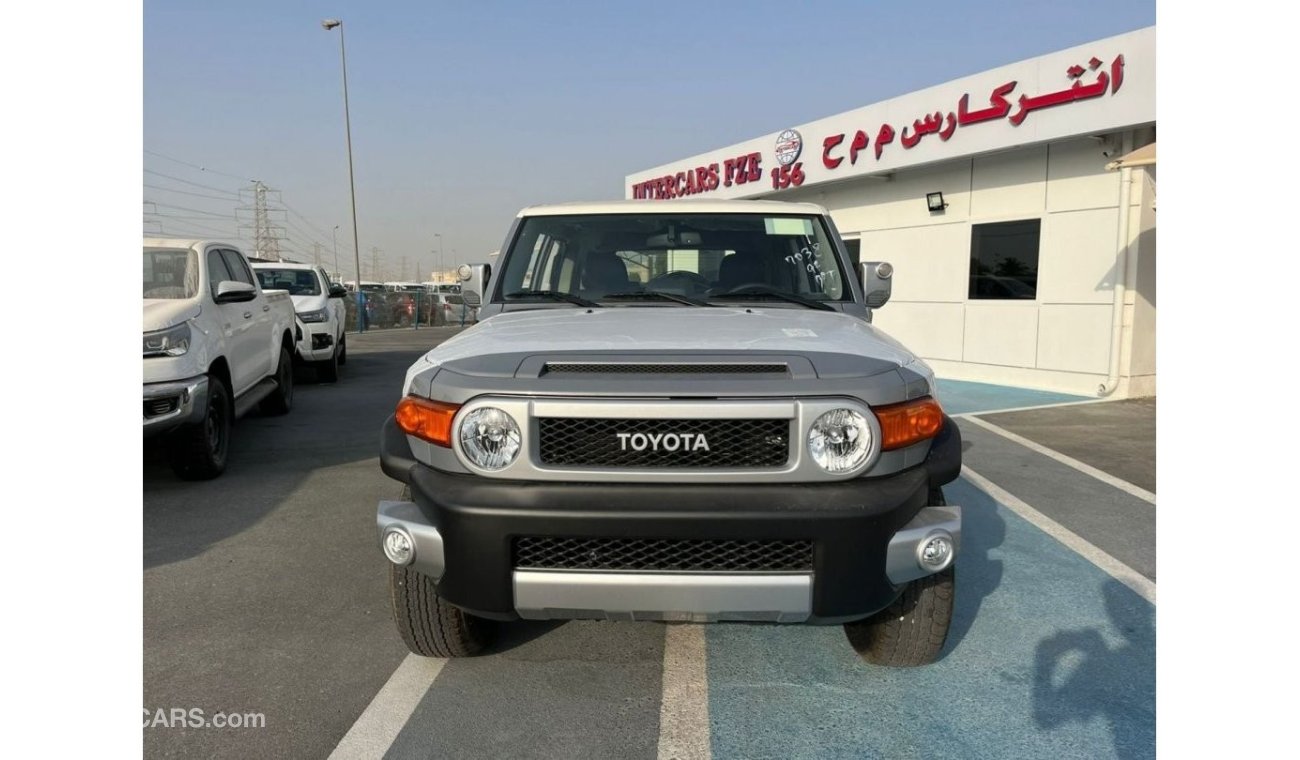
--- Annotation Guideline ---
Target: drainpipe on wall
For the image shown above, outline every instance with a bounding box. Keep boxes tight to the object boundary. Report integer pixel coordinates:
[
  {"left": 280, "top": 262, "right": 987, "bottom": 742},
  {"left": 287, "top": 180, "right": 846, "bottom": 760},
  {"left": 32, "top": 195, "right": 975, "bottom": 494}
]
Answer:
[{"left": 1098, "top": 132, "right": 1134, "bottom": 397}]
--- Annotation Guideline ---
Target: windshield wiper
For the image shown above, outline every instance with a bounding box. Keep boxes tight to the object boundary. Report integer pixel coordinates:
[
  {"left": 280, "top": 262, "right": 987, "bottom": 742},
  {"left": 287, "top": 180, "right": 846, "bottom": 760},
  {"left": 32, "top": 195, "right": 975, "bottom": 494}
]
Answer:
[
  {"left": 504, "top": 290, "right": 601, "bottom": 308},
  {"left": 710, "top": 286, "right": 836, "bottom": 312},
  {"left": 601, "top": 291, "right": 715, "bottom": 307}
]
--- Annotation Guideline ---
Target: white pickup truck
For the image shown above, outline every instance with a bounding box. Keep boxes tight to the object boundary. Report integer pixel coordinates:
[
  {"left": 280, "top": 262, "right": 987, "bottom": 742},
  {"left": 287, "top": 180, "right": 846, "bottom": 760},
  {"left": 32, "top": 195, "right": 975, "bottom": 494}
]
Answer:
[
  {"left": 143, "top": 239, "right": 299, "bottom": 479},
  {"left": 251, "top": 261, "right": 349, "bottom": 381}
]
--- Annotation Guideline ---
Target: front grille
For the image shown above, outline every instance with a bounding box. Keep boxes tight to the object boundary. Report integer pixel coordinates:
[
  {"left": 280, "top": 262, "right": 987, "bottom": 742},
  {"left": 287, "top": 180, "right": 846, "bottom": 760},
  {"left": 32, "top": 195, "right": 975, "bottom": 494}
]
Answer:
[
  {"left": 514, "top": 536, "right": 814, "bottom": 572},
  {"left": 537, "top": 417, "right": 789, "bottom": 468},
  {"left": 544, "top": 362, "right": 787, "bottom": 375},
  {"left": 144, "top": 397, "right": 179, "bottom": 418}
]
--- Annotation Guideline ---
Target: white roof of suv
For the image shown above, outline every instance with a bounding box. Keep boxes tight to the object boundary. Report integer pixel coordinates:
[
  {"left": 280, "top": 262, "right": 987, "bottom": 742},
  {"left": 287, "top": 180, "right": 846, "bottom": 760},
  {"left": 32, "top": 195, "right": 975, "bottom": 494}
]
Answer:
[{"left": 516, "top": 199, "right": 830, "bottom": 217}]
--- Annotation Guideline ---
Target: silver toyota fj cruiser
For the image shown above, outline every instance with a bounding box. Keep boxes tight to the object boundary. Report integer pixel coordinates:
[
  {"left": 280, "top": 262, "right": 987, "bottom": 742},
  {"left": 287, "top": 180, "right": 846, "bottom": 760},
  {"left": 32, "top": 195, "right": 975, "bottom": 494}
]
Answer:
[{"left": 376, "top": 200, "right": 962, "bottom": 666}]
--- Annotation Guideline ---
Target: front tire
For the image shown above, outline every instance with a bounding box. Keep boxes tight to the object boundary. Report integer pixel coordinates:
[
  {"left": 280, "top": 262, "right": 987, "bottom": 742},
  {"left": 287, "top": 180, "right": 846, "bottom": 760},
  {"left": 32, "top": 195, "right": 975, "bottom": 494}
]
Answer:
[
  {"left": 168, "top": 374, "right": 230, "bottom": 480},
  {"left": 844, "top": 488, "right": 955, "bottom": 667},
  {"left": 389, "top": 563, "right": 495, "bottom": 657},
  {"left": 260, "top": 345, "right": 294, "bottom": 415},
  {"left": 337, "top": 335, "right": 347, "bottom": 365},
  {"left": 316, "top": 343, "right": 340, "bottom": 382}
]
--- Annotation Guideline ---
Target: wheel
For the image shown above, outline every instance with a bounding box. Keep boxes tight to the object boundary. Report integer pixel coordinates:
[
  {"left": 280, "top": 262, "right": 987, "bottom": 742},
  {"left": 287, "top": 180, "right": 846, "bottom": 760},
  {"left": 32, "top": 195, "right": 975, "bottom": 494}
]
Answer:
[
  {"left": 337, "top": 335, "right": 347, "bottom": 366},
  {"left": 259, "top": 345, "right": 294, "bottom": 415},
  {"left": 389, "top": 563, "right": 495, "bottom": 657},
  {"left": 168, "top": 373, "right": 230, "bottom": 480},
  {"left": 316, "top": 343, "right": 340, "bottom": 382},
  {"left": 843, "top": 488, "right": 955, "bottom": 667}
]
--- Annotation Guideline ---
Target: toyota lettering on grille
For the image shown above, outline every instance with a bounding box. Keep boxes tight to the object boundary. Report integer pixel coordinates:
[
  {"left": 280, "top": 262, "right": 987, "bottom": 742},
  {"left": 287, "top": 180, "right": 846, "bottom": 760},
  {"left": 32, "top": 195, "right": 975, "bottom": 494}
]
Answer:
[{"left": 616, "top": 431, "right": 710, "bottom": 452}]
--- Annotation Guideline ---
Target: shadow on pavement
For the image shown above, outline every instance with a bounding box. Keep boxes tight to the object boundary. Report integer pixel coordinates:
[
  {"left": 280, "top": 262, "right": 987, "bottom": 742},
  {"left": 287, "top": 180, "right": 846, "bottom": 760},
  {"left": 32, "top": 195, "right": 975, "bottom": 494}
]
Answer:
[
  {"left": 1032, "top": 579, "right": 1156, "bottom": 759},
  {"left": 940, "top": 454, "right": 1006, "bottom": 660}
]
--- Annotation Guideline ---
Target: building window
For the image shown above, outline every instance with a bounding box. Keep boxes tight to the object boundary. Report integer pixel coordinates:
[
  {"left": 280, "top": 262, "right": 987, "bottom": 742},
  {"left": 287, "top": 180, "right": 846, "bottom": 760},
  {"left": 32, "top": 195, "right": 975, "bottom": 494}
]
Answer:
[{"left": 969, "top": 219, "right": 1040, "bottom": 300}]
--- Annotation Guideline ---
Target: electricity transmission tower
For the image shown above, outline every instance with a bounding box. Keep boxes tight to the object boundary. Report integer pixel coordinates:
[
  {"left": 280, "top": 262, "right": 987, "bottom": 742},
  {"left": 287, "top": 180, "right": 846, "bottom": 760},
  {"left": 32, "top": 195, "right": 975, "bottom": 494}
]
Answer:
[{"left": 238, "top": 181, "right": 286, "bottom": 260}]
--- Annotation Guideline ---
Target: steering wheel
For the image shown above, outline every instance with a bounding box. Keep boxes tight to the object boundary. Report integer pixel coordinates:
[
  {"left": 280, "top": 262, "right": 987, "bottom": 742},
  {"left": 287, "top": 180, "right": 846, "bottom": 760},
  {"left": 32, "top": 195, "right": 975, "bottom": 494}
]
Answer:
[{"left": 647, "top": 270, "right": 711, "bottom": 290}]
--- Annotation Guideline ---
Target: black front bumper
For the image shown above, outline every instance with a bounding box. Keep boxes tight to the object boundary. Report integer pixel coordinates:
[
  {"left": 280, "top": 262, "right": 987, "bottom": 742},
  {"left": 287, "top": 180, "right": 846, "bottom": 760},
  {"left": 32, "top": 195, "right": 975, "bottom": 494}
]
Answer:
[{"left": 379, "top": 414, "right": 961, "bottom": 623}]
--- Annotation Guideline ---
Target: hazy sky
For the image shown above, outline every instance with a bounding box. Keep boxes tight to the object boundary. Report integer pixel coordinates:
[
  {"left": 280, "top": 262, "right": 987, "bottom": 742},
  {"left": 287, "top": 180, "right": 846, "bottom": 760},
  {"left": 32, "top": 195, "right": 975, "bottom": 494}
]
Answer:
[{"left": 144, "top": 0, "right": 1155, "bottom": 281}]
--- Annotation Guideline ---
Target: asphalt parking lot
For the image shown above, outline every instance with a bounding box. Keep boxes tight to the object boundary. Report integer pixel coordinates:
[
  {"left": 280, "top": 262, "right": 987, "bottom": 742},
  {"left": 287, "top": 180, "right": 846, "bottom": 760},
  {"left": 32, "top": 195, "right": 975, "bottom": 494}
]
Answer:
[{"left": 144, "top": 327, "right": 1156, "bottom": 760}]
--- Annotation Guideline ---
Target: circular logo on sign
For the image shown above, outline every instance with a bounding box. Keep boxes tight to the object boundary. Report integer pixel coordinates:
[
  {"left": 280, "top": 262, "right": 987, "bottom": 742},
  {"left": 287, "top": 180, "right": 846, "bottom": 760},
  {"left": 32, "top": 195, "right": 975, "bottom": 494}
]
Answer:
[{"left": 775, "top": 129, "right": 803, "bottom": 166}]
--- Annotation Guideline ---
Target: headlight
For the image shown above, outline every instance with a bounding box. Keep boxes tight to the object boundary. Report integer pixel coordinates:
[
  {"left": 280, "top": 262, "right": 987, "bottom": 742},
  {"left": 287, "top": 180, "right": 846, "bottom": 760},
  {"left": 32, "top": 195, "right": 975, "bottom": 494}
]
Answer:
[
  {"left": 458, "top": 407, "right": 522, "bottom": 470},
  {"left": 143, "top": 323, "right": 190, "bottom": 357},
  {"left": 807, "top": 408, "right": 872, "bottom": 473},
  {"left": 299, "top": 308, "right": 328, "bottom": 323}
]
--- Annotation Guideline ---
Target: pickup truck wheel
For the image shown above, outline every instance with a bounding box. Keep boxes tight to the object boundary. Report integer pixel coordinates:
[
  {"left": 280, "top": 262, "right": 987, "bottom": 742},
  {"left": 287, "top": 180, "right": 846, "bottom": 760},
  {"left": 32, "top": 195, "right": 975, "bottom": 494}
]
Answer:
[
  {"left": 389, "top": 563, "right": 495, "bottom": 657},
  {"left": 844, "top": 488, "right": 955, "bottom": 667},
  {"left": 168, "top": 374, "right": 230, "bottom": 480},
  {"left": 259, "top": 345, "right": 294, "bottom": 415},
  {"left": 337, "top": 335, "right": 347, "bottom": 366},
  {"left": 315, "top": 344, "right": 340, "bottom": 383}
]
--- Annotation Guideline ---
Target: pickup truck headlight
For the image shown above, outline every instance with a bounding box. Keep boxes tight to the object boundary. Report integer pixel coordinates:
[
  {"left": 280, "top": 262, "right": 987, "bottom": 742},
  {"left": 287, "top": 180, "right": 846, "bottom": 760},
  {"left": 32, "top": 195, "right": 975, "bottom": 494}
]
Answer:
[
  {"left": 298, "top": 308, "right": 329, "bottom": 323},
  {"left": 458, "top": 407, "right": 522, "bottom": 470},
  {"left": 807, "top": 409, "right": 872, "bottom": 473},
  {"left": 143, "top": 323, "right": 190, "bottom": 357}
]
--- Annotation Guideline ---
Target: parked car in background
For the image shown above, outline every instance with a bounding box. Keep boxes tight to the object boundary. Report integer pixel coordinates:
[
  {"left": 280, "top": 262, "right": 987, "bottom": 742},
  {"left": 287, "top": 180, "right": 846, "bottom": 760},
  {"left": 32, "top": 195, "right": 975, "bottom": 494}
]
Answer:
[
  {"left": 344, "top": 281, "right": 391, "bottom": 329},
  {"left": 252, "top": 262, "right": 349, "bottom": 381},
  {"left": 385, "top": 282, "right": 425, "bottom": 327},
  {"left": 422, "top": 282, "right": 461, "bottom": 295},
  {"left": 430, "top": 293, "right": 477, "bottom": 325},
  {"left": 144, "top": 238, "right": 297, "bottom": 479}
]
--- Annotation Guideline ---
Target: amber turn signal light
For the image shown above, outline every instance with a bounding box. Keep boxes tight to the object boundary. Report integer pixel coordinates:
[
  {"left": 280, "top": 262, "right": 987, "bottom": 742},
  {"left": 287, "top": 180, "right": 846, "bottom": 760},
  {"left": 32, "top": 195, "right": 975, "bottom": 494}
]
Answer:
[
  {"left": 874, "top": 396, "right": 945, "bottom": 451},
  {"left": 395, "top": 396, "right": 460, "bottom": 447}
]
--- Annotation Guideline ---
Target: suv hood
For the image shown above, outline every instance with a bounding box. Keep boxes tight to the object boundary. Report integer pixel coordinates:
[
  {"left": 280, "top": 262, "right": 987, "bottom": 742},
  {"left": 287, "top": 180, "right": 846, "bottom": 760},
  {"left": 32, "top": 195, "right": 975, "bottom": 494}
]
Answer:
[
  {"left": 422, "top": 307, "right": 919, "bottom": 368},
  {"left": 143, "top": 299, "right": 200, "bottom": 332}
]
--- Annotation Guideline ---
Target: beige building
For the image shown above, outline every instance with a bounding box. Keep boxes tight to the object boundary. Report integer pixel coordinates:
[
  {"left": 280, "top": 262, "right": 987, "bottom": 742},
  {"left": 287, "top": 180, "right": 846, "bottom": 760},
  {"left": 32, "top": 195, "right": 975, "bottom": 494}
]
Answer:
[{"left": 627, "top": 27, "right": 1156, "bottom": 398}]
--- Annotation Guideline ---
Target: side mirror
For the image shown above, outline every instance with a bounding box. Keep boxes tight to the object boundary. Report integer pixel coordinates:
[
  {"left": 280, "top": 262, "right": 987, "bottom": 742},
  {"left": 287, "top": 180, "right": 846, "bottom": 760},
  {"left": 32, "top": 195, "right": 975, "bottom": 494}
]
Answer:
[
  {"left": 328, "top": 284, "right": 347, "bottom": 298},
  {"left": 857, "top": 261, "right": 893, "bottom": 308},
  {"left": 459, "top": 264, "right": 492, "bottom": 301},
  {"left": 215, "top": 280, "right": 257, "bottom": 303}
]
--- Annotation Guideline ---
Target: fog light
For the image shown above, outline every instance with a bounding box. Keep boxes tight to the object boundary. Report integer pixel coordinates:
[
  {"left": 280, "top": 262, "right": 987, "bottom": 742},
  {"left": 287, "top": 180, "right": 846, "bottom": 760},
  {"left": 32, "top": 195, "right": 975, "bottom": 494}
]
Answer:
[
  {"left": 917, "top": 532, "right": 954, "bottom": 571},
  {"left": 383, "top": 527, "right": 415, "bottom": 566}
]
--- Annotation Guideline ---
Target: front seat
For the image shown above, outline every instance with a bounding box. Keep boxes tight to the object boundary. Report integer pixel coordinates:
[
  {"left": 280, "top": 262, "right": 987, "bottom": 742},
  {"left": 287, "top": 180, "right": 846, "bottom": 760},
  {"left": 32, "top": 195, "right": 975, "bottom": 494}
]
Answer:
[
  {"left": 714, "top": 251, "right": 766, "bottom": 292},
  {"left": 581, "top": 253, "right": 633, "bottom": 298}
]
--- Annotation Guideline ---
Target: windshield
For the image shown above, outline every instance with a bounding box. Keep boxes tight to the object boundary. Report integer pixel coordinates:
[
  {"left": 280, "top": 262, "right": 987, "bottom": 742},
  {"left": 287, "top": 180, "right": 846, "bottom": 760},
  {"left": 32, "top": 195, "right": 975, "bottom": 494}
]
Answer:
[
  {"left": 497, "top": 213, "right": 847, "bottom": 305},
  {"left": 143, "top": 247, "right": 200, "bottom": 299},
  {"left": 255, "top": 268, "right": 321, "bottom": 296}
]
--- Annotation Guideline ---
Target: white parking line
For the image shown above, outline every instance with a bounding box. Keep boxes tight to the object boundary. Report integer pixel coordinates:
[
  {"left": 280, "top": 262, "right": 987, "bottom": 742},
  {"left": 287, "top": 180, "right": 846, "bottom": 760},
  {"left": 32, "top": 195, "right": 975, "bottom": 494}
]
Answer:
[
  {"left": 959, "top": 414, "right": 1157, "bottom": 505},
  {"left": 962, "top": 465, "right": 1157, "bottom": 604},
  {"left": 328, "top": 654, "right": 447, "bottom": 760},
  {"left": 657, "top": 624, "right": 711, "bottom": 760}
]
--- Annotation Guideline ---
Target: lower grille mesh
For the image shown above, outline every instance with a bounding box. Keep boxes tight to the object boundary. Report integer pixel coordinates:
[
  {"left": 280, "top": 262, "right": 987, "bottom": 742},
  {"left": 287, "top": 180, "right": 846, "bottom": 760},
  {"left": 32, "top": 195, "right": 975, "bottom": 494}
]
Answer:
[{"left": 513, "top": 536, "right": 814, "bottom": 572}]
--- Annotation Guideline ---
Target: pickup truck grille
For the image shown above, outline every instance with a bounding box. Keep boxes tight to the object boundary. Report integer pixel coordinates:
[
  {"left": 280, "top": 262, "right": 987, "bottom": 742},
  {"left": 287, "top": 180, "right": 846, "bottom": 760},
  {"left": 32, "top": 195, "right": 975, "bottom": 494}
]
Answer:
[
  {"left": 537, "top": 418, "right": 789, "bottom": 468},
  {"left": 514, "top": 536, "right": 814, "bottom": 572}
]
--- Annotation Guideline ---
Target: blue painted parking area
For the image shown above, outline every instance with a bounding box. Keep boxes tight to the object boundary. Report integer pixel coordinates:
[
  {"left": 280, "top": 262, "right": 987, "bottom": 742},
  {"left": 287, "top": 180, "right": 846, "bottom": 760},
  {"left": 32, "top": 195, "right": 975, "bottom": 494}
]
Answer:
[
  {"left": 934, "top": 379, "right": 1091, "bottom": 416},
  {"left": 706, "top": 477, "right": 1154, "bottom": 760},
  {"left": 330, "top": 375, "right": 1155, "bottom": 760}
]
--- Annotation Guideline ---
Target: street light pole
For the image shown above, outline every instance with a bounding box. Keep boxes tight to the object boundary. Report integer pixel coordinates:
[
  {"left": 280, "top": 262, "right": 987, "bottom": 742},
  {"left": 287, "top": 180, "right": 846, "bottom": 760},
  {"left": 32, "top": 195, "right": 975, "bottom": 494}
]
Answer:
[
  {"left": 322, "top": 17, "right": 364, "bottom": 333},
  {"left": 434, "top": 233, "right": 443, "bottom": 281},
  {"left": 331, "top": 225, "right": 340, "bottom": 280}
]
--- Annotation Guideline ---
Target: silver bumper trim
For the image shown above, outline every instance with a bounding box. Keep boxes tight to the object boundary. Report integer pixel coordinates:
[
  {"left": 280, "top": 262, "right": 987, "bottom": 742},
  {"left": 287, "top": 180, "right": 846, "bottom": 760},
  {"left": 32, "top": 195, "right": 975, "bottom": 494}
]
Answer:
[
  {"left": 885, "top": 505, "right": 962, "bottom": 584},
  {"left": 142, "top": 375, "right": 208, "bottom": 436},
  {"left": 376, "top": 500, "right": 446, "bottom": 581},
  {"left": 513, "top": 570, "right": 813, "bottom": 622}
]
